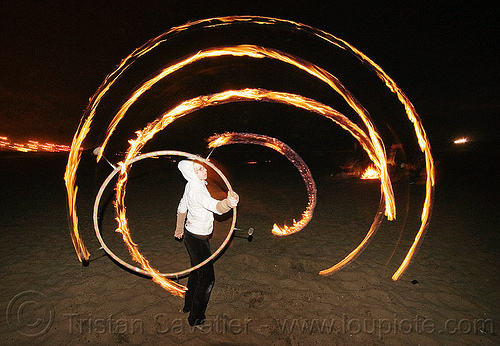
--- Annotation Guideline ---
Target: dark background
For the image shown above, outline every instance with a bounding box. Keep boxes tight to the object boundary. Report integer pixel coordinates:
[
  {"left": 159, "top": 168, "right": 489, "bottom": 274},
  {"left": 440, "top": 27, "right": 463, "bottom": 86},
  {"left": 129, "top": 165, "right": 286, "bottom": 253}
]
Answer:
[
  {"left": 1, "top": 1, "right": 498, "bottom": 148},
  {"left": 0, "top": 5, "right": 498, "bottom": 344}
]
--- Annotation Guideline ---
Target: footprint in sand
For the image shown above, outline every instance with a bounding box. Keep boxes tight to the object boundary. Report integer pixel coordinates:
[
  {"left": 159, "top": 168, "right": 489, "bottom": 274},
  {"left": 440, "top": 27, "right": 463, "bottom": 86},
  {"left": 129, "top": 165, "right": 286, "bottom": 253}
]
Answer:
[{"left": 241, "top": 290, "right": 265, "bottom": 309}]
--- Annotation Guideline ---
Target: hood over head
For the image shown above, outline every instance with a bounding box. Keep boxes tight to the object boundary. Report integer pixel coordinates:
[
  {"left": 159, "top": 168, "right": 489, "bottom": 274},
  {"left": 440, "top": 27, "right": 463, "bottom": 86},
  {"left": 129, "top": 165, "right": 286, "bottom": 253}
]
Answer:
[{"left": 178, "top": 160, "right": 204, "bottom": 184}]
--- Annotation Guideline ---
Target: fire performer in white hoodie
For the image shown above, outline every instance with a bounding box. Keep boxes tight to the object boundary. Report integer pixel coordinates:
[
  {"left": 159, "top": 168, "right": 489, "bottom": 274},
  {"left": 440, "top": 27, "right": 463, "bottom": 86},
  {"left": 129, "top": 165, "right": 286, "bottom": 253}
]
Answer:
[{"left": 174, "top": 159, "right": 239, "bottom": 327}]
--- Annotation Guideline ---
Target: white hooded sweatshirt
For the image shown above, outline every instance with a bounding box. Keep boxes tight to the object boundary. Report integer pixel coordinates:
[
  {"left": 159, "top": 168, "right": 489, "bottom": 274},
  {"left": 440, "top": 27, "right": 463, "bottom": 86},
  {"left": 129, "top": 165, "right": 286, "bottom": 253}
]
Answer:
[{"left": 177, "top": 160, "right": 222, "bottom": 236}]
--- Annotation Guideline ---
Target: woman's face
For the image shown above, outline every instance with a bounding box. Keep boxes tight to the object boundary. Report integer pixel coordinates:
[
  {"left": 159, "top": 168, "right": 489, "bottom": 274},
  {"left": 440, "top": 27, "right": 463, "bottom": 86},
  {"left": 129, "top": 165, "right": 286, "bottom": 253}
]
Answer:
[{"left": 193, "top": 163, "right": 208, "bottom": 181}]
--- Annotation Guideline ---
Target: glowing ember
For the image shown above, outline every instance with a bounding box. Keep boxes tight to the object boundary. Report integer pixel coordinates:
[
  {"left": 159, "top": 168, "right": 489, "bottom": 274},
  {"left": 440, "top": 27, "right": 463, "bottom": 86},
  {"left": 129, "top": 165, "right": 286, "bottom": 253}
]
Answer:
[
  {"left": 65, "top": 16, "right": 435, "bottom": 293},
  {"left": 360, "top": 165, "right": 380, "bottom": 180},
  {"left": 207, "top": 132, "right": 316, "bottom": 236}
]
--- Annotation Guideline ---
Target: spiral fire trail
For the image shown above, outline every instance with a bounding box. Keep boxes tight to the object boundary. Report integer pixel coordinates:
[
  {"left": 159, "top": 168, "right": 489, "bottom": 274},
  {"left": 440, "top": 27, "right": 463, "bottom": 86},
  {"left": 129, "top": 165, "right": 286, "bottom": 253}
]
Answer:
[
  {"left": 96, "top": 44, "right": 396, "bottom": 223},
  {"left": 65, "top": 16, "right": 435, "bottom": 293},
  {"left": 207, "top": 132, "right": 316, "bottom": 236},
  {"left": 105, "top": 88, "right": 391, "bottom": 285}
]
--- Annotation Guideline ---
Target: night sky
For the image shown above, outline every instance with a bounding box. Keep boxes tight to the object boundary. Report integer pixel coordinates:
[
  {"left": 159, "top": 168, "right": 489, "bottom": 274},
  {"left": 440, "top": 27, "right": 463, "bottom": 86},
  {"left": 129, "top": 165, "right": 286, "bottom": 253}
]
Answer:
[{"left": 1, "top": 1, "right": 498, "bottom": 147}]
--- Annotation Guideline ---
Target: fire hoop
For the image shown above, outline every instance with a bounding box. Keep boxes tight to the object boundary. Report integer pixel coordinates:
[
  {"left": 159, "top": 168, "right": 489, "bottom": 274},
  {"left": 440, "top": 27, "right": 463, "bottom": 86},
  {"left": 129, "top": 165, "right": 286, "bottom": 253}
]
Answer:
[{"left": 93, "top": 150, "right": 237, "bottom": 278}]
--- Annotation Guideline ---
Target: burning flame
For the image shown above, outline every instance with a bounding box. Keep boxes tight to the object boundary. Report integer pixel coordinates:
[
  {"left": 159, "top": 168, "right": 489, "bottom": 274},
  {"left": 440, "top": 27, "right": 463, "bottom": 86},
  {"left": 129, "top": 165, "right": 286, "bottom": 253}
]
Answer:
[
  {"left": 361, "top": 165, "right": 380, "bottom": 180},
  {"left": 65, "top": 16, "right": 435, "bottom": 294}
]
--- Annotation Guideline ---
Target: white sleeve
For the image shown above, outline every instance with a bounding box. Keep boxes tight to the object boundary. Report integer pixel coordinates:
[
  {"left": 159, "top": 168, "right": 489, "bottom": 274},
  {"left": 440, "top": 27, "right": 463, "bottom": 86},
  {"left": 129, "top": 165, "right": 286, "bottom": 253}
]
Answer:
[
  {"left": 177, "top": 190, "right": 188, "bottom": 213},
  {"left": 194, "top": 190, "right": 221, "bottom": 215}
]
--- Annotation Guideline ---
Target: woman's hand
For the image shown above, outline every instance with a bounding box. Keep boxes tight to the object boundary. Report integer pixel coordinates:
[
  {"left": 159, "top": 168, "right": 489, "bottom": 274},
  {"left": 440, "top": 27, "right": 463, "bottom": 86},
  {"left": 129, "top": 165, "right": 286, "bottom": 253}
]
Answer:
[
  {"left": 227, "top": 191, "right": 239, "bottom": 208},
  {"left": 174, "top": 228, "right": 184, "bottom": 239}
]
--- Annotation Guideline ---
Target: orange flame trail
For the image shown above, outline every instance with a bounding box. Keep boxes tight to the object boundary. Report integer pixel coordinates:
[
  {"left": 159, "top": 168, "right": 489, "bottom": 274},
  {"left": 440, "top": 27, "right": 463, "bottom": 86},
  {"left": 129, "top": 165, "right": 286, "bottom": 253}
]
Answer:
[
  {"left": 95, "top": 44, "right": 396, "bottom": 223},
  {"left": 64, "top": 118, "right": 92, "bottom": 262}
]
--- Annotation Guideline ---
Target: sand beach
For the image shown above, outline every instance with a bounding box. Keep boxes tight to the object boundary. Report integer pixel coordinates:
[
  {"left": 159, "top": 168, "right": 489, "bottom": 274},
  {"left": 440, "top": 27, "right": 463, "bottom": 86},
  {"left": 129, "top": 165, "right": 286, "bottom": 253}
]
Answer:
[{"left": 0, "top": 144, "right": 499, "bottom": 345}]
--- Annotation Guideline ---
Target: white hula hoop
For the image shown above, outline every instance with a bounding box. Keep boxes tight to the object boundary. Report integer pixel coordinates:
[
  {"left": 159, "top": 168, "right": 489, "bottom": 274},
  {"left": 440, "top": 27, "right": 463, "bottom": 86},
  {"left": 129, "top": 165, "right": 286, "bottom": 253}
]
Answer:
[{"left": 93, "top": 150, "right": 237, "bottom": 278}]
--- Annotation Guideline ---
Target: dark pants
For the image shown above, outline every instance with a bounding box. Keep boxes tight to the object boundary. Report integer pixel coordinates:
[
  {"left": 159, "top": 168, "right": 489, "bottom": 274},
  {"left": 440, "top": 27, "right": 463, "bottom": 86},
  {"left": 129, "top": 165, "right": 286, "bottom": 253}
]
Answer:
[{"left": 183, "top": 229, "right": 215, "bottom": 326}]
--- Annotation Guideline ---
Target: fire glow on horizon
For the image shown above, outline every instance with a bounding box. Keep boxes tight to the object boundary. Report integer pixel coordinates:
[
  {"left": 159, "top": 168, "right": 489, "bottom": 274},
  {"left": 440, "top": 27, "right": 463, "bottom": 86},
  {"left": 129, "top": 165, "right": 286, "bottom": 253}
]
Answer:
[
  {"left": 65, "top": 16, "right": 435, "bottom": 297},
  {"left": 0, "top": 136, "right": 76, "bottom": 153},
  {"left": 360, "top": 164, "right": 380, "bottom": 180}
]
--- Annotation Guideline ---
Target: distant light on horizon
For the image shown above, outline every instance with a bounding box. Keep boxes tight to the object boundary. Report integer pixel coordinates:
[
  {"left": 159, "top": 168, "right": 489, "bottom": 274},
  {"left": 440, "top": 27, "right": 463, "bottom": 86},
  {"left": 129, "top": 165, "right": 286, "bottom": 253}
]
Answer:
[
  {"left": 453, "top": 137, "right": 468, "bottom": 145},
  {"left": 0, "top": 135, "right": 79, "bottom": 153}
]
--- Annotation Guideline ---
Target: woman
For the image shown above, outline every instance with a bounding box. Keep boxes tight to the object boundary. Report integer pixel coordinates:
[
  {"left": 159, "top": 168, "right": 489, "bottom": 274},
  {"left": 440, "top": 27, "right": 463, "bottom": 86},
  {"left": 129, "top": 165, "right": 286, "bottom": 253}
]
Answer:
[{"left": 174, "top": 159, "right": 239, "bottom": 326}]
